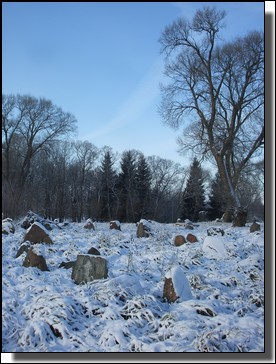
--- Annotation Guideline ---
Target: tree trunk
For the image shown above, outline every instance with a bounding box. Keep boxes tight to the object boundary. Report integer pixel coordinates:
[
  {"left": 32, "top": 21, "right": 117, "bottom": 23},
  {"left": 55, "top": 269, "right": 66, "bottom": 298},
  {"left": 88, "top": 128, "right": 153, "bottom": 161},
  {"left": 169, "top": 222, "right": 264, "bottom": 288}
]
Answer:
[
  {"left": 232, "top": 208, "right": 248, "bottom": 227},
  {"left": 215, "top": 155, "right": 247, "bottom": 226}
]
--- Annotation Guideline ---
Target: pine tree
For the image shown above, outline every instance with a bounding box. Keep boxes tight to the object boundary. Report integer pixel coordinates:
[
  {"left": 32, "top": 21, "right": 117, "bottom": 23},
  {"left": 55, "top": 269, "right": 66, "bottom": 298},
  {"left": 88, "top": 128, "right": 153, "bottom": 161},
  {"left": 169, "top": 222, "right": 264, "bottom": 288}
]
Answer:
[
  {"left": 181, "top": 158, "right": 205, "bottom": 221},
  {"left": 208, "top": 172, "right": 227, "bottom": 221},
  {"left": 117, "top": 150, "right": 138, "bottom": 222},
  {"left": 135, "top": 154, "right": 151, "bottom": 220},
  {"left": 98, "top": 150, "right": 117, "bottom": 221}
]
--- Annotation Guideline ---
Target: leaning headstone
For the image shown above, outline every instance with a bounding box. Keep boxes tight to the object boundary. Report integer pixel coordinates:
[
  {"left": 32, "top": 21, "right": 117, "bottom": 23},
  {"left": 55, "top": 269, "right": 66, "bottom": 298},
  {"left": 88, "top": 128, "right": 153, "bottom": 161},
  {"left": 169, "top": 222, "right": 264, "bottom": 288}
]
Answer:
[{"left": 71, "top": 255, "right": 108, "bottom": 285}]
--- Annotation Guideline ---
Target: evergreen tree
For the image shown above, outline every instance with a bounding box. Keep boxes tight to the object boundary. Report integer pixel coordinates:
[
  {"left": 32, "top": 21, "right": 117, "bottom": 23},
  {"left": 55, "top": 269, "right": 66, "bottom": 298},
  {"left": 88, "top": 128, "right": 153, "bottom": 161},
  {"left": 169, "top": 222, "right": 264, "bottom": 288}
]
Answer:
[
  {"left": 98, "top": 150, "right": 117, "bottom": 220},
  {"left": 181, "top": 158, "right": 205, "bottom": 221},
  {"left": 135, "top": 154, "right": 151, "bottom": 220},
  {"left": 208, "top": 172, "right": 227, "bottom": 221},
  {"left": 117, "top": 150, "right": 138, "bottom": 222}
]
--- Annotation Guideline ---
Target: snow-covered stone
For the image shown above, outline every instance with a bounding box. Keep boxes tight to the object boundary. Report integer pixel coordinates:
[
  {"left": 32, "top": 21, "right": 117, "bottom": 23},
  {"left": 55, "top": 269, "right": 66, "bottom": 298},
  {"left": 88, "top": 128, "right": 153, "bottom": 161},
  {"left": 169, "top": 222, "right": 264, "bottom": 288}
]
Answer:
[
  {"left": 207, "top": 227, "right": 225, "bottom": 236},
  {"left": 21, "top": 210, "right": 57, "bottom": 230},
  {"left": 163, "top": 266, "right": 193, "bottom": 303},
  {"left": 2, "top": 218, "right": 15, "bottom": 234},
  {"left": 23, "top": 249, "right": 49, "bottom": 271},
  {"left": 110, "top": 220, "right": 121, "bottom": 231},
  {"left": 136, "top": 220, "right": 150, "bottom": 238},
  {"left": 71, "top": 255, "right": 108, "bottom": 284},
  {"left": 84, "top": 219, "right": 95, "bottom": 230},
  {"left": 109, "top": 274, "right": 145, "bottom": 297},
  {"left": 202, "top": 236, "right": 228, "bottom": 259},
  {"left": 15, "top": 241, "right": 31, "bottom": 258},
  {"left": 250, "top": 222, "right": 261, "bottom": 233},
  {"left": 23, "top": 222, "right": 53, "bottom": 245}
]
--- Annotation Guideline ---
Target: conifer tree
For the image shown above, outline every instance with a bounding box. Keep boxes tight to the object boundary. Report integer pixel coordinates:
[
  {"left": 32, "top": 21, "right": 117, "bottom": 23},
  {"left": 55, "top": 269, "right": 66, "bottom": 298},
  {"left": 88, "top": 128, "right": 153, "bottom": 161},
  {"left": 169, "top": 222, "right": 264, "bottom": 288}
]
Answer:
[
  {"left": 117, "top": 150, "right": 138, "bottom": 222},
  {"left": 98, "top": 150, "right": 117, "bottom": 220},
  {"left": 135, "top": 154, "right": 151, "bottom": 220},
  {"left": 208, "top": 172, "right": 227, "bottom": 221},
  {"left": 181, "top": 158, "right": 205, "bottom": 221}
]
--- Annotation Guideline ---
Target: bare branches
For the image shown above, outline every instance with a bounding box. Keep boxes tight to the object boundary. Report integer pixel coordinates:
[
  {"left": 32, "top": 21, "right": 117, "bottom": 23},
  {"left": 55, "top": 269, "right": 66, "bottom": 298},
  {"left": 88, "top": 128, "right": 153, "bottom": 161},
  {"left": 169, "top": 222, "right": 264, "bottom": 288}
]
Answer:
[
  {"left": 2, "top": 94, "right": 77, "bottom": 216},
  {"left": 158, "top": 7, "right": 264, "bottom": 210}
]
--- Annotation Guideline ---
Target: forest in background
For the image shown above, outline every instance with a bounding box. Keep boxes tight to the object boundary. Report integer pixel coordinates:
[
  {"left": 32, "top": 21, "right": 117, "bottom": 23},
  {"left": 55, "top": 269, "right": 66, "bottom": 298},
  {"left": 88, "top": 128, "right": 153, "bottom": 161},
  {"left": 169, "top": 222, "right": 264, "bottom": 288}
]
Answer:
[{"left": 2, "top": 94, "right": 263, "bottom": 223}]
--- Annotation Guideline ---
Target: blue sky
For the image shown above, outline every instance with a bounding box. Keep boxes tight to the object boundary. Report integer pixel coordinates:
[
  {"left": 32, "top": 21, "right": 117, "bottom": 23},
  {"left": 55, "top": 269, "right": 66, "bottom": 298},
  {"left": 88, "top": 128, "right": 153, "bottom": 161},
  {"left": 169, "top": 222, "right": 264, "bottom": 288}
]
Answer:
[{"left": 2, "top": 2, "right": 265, "bottom": 166}]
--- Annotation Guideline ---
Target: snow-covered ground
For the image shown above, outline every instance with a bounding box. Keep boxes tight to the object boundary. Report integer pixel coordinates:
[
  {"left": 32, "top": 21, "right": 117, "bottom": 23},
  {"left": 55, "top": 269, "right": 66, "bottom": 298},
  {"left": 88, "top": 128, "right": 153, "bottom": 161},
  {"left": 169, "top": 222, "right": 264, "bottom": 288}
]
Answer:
[{"left": 2, "top": 219, "right": 264, "bottom": 352}]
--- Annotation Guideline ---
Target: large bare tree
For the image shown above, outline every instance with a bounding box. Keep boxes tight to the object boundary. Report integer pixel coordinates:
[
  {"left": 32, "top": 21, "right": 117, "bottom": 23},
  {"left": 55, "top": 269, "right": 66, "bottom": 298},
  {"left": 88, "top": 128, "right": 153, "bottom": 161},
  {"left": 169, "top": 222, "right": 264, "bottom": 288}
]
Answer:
[
  {"left": 159, "top": 7, "right": 264, "bottom": 225},
  {"left": 2, "top": 94, "right": 77, "bottom": 217}
]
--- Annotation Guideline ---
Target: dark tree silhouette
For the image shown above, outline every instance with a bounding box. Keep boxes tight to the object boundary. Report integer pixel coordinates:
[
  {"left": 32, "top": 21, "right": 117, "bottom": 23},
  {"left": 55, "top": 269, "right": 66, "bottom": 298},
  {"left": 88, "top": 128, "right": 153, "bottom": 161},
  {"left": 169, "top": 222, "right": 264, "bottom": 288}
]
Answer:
[
  {"left": 2, "top": 94, "right": 77, "bottom": 217},
  {"left": 181, "top": 158, "right": 205, "bottom": 221},
  {"left": 159, "top": 7, "right": 264, "bottom": 226},
  {"left": 98, "top": 149, "right": 117, "bottom": 220},
  {"left": 117, "top": 150, "right": 138, "bottom": 222},
  {"left": 135, "top": 154, "right": 151, "bottom": 220}
]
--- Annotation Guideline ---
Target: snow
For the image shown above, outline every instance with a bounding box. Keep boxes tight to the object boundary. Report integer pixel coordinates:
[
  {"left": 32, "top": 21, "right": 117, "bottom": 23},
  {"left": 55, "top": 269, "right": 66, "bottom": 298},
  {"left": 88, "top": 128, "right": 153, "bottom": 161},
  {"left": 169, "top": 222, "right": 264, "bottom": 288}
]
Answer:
[
  {"left": 31, "top": 244, "right": 46, "bottom": 257},
  {"left": 2, "top": 220, "right": 265, "bottom": 352},
  {"left": 202, "top": 236, "right": 228, "bottom": 259}
]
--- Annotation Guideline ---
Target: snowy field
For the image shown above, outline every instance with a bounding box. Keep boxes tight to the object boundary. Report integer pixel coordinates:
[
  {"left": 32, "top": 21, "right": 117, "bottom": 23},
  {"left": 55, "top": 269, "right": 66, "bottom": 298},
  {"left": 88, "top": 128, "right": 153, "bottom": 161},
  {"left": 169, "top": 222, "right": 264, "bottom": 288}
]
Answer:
[{"left": 2, "top": 219, "right": 264, "bottom": 352}]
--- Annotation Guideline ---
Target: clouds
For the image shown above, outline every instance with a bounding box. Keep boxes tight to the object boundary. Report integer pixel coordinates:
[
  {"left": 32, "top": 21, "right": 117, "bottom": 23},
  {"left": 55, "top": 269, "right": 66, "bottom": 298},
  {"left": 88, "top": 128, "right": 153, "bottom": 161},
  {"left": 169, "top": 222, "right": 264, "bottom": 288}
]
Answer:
[
  {"left": 82, "top": 56, "right": 164, "bottom": 139},
  {"left": 78, "top": 54, "right": 184, "bottom": 163}
]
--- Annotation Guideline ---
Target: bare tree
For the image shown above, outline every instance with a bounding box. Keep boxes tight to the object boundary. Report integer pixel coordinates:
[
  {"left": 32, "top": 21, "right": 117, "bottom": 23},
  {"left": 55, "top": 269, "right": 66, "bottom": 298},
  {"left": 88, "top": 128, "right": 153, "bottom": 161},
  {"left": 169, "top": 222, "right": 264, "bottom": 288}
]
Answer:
[
  {"left": 159, "top": 7, "right": 264, "bottom": 225},
  {"left": 46, "top": 140, "right": 74, "bottom": 220},
  {"left": 2, "top": 94, "right": 77, "bottom": 217},
  {"left": 73, "top": 140, "right": 99, "bottom": 221},
  {"left": 147, "top": 156, "right": 184, "bottom": 221}
]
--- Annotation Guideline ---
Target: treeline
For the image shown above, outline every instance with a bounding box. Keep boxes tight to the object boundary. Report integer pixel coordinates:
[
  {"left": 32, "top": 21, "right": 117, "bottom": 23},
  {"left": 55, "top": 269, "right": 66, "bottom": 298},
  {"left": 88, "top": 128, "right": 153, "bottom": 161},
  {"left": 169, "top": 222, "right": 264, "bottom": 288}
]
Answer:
[
  {"left": 2, "top": 94, "right": 263, "bottom": 222},
  {"left": 2, "top": 136, "right": 186, "bottom": 222},
  {"left": 2, "top": 139, "right": 264, "bottom": 223}
]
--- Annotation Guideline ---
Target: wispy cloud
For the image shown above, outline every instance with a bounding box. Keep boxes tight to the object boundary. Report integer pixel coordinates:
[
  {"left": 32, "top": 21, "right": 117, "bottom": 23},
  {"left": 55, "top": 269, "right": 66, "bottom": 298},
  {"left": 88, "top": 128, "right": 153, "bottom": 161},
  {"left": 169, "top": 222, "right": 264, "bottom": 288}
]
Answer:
[{"left": 82, "top": 56, "right": 164, "bottom": 141}]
